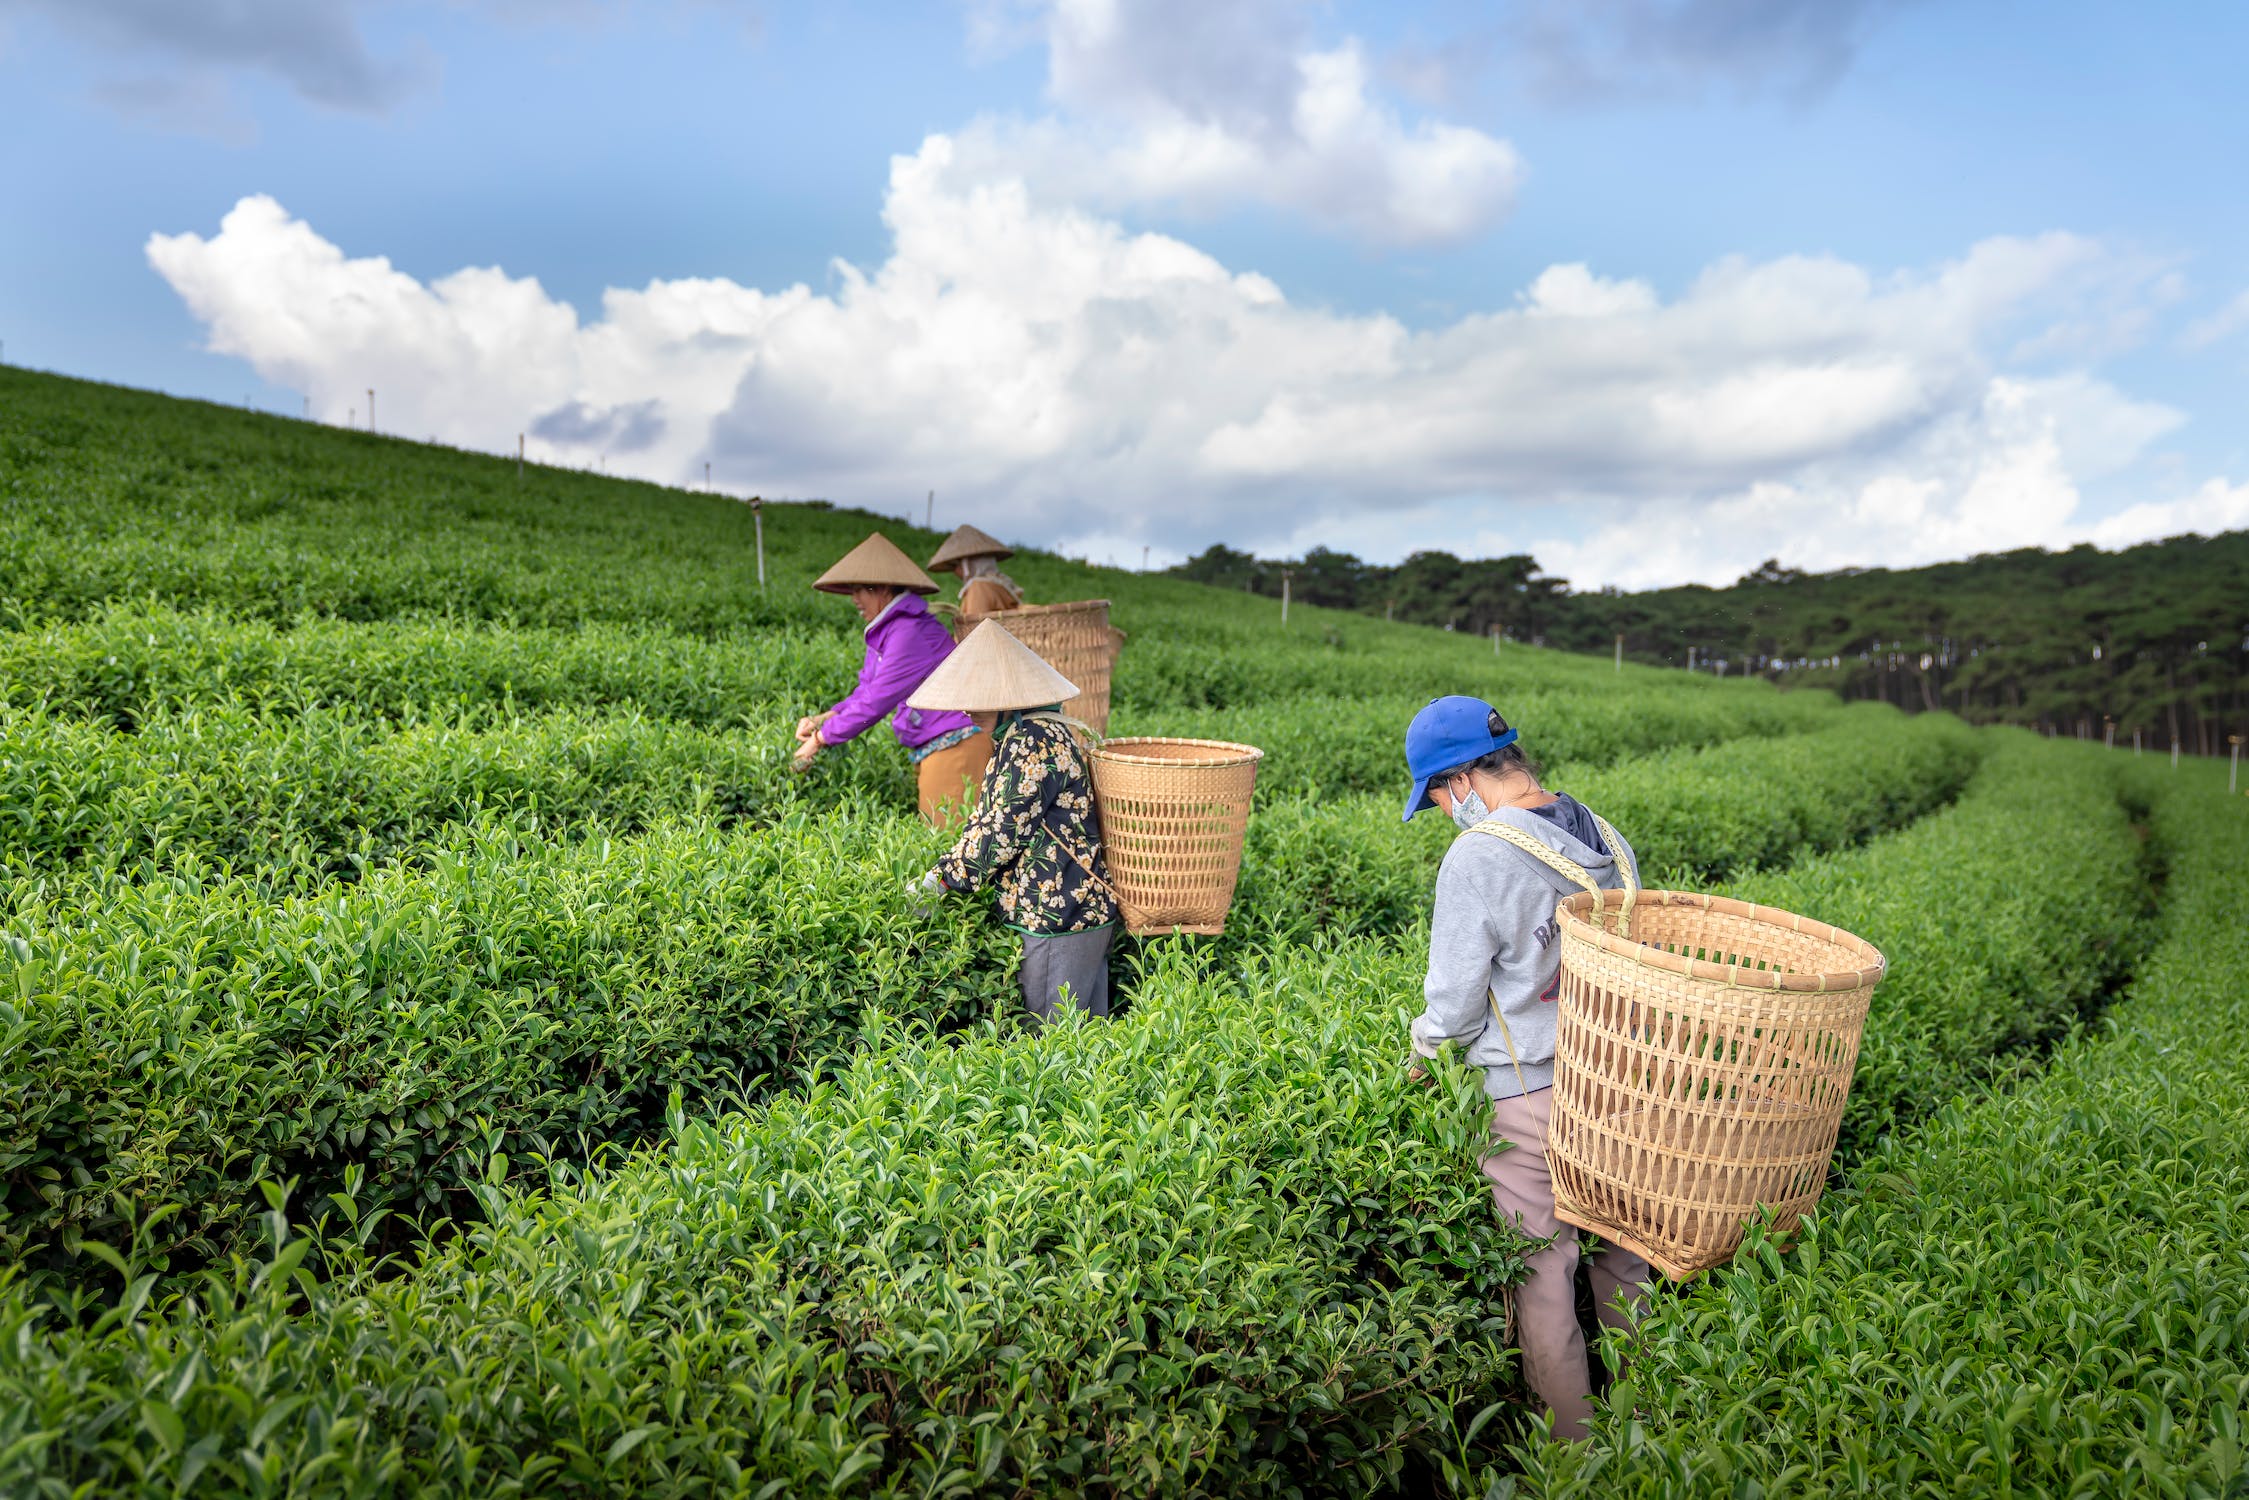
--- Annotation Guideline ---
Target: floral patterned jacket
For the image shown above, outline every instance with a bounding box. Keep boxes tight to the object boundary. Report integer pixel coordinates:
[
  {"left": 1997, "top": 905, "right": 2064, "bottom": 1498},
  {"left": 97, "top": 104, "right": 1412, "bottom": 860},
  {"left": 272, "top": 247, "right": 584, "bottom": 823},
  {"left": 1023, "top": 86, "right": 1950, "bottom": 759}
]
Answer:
[{"left": 934, "top": 714, "right": 1118, "bottom": 935}]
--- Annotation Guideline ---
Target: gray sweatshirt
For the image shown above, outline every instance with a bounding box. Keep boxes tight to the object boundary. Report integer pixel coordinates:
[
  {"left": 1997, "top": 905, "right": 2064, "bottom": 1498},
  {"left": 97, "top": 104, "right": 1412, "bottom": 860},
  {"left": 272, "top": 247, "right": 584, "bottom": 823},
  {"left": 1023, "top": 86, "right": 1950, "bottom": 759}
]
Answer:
[{"left": 1411, "top": 801, "right": 1638, "bottom": 1101}]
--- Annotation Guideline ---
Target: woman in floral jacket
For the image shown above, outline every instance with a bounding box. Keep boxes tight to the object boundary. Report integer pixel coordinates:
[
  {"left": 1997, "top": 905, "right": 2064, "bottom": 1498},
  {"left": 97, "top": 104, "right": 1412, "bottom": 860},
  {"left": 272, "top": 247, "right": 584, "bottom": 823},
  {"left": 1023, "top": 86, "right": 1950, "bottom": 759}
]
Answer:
[{"left": 907, "top": 621, "right": 1118, "bottom": 1023}]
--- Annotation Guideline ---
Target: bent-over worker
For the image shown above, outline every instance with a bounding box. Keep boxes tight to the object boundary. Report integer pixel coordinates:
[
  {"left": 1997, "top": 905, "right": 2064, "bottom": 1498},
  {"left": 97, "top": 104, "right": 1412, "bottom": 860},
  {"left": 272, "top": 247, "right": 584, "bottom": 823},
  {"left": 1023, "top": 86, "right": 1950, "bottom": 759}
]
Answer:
[
  {"left": 907, "top": 620, "right": 1117, "bottom": 1023},
  {"left": 795, "top": 531, "right": 992, "bottom": 828},
  {"left": 1401, "top": 694, "right": 1649, "bottom": 1442},
  {"left": 928, "top": 523, "right": 1026, "bottom": 618}
]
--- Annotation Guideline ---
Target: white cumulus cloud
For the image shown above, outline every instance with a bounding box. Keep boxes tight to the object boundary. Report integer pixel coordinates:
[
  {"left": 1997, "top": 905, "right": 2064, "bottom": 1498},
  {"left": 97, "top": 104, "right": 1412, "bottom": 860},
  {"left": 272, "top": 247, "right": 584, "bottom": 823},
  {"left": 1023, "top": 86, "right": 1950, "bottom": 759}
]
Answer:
[
  {"left": 147, "top": 151, "right": 2229, "bottom": 590},
  {"left": 950, "top": 0, "right": 1520, "bottom": 248}
]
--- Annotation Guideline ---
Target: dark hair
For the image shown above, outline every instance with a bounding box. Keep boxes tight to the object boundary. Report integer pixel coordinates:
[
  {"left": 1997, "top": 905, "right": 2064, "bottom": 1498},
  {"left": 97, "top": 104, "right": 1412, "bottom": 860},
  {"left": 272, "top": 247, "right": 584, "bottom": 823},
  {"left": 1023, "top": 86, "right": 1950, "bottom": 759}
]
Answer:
[{"left": 1444, "top": 742, "right": 1541, "bottom": 786}]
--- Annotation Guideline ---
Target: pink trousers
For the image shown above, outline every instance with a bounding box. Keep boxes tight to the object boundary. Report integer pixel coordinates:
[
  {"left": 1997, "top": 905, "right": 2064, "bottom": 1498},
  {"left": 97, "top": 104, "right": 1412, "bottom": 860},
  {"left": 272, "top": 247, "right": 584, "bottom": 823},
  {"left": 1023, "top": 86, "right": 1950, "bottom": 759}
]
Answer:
[{"left": 1481, "top": 1088, "right": 1651, "bottom": 1441}]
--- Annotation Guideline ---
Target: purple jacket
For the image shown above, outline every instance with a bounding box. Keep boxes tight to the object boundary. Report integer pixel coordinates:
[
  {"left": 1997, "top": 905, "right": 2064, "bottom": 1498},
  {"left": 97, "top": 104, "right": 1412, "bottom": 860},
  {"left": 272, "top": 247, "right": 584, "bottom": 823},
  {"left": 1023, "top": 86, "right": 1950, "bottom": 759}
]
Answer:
[{"left": 824, "top": 593, "right": 976, "bottom": 751}]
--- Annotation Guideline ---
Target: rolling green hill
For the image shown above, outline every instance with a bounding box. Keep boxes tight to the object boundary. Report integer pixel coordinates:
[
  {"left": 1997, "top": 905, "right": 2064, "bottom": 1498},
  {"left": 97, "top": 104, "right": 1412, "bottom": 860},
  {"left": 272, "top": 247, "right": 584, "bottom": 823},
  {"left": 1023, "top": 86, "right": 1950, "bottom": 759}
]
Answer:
[{"left": 0, "top": 366, "right": 2241, "bottom": 1498}]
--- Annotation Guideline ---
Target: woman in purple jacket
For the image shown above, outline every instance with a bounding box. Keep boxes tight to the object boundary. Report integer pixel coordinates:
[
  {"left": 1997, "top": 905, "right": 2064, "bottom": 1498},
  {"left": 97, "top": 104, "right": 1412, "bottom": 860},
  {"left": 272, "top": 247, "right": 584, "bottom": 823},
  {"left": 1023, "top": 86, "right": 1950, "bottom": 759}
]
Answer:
[{"left": 793, "top": 532, "right": 992, "bottom": 827}]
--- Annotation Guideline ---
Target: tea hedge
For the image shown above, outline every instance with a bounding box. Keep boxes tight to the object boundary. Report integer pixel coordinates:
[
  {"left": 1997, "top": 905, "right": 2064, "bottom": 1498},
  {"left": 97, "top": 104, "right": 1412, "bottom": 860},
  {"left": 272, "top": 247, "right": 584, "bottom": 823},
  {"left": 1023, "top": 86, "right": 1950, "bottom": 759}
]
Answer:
[
  {"left": 0, "top": 812, "right": 1017, "bottom": 1277},
  {"left": 0, "top": 700, "right": 1961, "bottom": 1281},
  {"left": 1132, "top": 686, "right": 1841, "bottom": 802},
  {"left": 0, "top": 941, "right": 1526, "bottom": 1499},
  {"left": 0, "top": 371, "right": 1817, "bottom": 728},
  {"left": 0, "top": 727, "right": 2159, "bottom": 1497},
  {"left": 0, "top": 604, "right": 854, "bottom": 731},
  {"left": 1509, "top": 767, "right": 2247, "bottom": 1499},
  {"left": 1223, "top": 707, "right": 1980, "bottom": 947},
  {"left": 0, "top": 698, "right": 1854, "bottom": 894},
  {"left": 1718, "top": 731, "right": 2151, "bottom": 1159},
  {"left": 0, "top": 700, "right": 904, "bottom": 888},
  {"left": 0, "top": 367, "right": 2221, "bottom": 1497}
]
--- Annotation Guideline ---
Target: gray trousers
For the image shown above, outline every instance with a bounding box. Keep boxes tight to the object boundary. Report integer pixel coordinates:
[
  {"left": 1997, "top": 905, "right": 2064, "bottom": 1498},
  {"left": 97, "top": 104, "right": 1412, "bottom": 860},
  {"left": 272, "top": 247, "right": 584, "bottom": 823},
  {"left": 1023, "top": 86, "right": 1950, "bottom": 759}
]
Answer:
[{"left": 1019, "top": 925, "right": 1114, "bottom": 1023}]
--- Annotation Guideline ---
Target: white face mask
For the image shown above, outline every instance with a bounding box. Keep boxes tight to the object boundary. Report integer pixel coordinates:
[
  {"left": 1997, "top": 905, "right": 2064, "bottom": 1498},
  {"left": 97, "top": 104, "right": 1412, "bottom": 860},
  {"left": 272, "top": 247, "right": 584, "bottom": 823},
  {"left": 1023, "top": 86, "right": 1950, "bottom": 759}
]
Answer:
[{"left": 1448, "top": 776, "right": 1491, "bottom": 831}]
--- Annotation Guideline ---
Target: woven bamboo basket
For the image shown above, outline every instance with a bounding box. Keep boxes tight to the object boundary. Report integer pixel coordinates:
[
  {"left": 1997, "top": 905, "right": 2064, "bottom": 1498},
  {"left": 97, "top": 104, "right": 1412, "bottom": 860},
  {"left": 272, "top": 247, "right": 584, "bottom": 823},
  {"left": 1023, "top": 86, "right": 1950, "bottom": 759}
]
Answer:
[
  {"left": 1546, "top": 889, "right": 1886, "bottom": 1280},
  {"left": 954, "top": 599, "right": 1126, "bottom": 735},
  {"left": 1088, "top": 737, "right": 1262, "bottom": 936}
]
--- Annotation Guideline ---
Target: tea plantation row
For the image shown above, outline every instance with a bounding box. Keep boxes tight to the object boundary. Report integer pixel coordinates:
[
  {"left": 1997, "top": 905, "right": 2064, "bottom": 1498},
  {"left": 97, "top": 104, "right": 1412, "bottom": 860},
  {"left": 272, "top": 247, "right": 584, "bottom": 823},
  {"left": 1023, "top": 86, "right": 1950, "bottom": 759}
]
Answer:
[
  {"left": 0, "top": 603, "right": 1831, "bottom": 734},
  {"left": 0, "top": 372, "right": 1800, "bottom": 723},
  {"left": 2, "top": 371, "right": 2219, "bottom": 1496},
  {"left": 0, "top": 689, "right": 1952, "bottom": 893},
  {"left": 0, "top": 710, "right": 1974, "bottom": 1280},
  {"left": 1512, "top": 760, "right": 2245, "bottom": 1499},
  {"left": 0, "top": 737, "right": 2155, "bottom": 1495}
]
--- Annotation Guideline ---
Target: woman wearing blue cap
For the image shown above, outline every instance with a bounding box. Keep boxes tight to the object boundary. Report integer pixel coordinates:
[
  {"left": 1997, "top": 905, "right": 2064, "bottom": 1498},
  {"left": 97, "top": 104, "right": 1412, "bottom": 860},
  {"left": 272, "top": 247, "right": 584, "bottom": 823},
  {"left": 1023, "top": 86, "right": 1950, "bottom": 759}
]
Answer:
[{"left": 1400, "top": 694, "right": 1647, "bottom": 1442}]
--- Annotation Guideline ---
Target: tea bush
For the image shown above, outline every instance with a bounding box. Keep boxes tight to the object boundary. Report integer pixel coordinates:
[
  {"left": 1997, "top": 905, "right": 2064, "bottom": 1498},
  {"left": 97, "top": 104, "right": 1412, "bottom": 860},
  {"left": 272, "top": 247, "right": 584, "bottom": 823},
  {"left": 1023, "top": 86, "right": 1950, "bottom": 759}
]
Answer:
[
  {"left": 1224, "top": 707, "right": 1981, "bottom": 948},
  {"left": 0, "top": 604, "right": 855, "bottom": 731},
  {"left": 1509, "top": 767, "right": 2247, "bottom": 1499},
  {"left": 1720, "top": 732, "right": 2151, "bottom": 1158},
  {"left": 0, "top": 942, "right": 1523, "bottom": 1499},
  {"left": 1132, "top": 687, "right": 1841, "bottom": 802},
  {"left": 0, "top": 721, "right": 2157, "bottom": 1498},
  {"left": 0, "top": 700, "right": 904, "bottom": 887},
  {"left": 0, "top": 691, "right": 1876, "bottom": 893},
  {"left": 0, "top": 374, "right": 1755, "bottom": 700},
  {"left": 0, "top": 699, "right": 1962, "bottom": 1281},
  {"left": 0, "top": 812, "right": 1016, "bottom": 1275},
  {"left": 0, "top": 368, "right": 2219, "bottom": 1497}
]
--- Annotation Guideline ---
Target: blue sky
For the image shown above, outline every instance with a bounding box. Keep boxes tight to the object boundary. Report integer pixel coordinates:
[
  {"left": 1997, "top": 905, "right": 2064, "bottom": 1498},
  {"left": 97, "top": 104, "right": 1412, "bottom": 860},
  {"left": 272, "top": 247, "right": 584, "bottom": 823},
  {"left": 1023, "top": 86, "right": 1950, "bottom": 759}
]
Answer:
[{"left": 2, "top": 0, "right": 2245, "bottom": 586}]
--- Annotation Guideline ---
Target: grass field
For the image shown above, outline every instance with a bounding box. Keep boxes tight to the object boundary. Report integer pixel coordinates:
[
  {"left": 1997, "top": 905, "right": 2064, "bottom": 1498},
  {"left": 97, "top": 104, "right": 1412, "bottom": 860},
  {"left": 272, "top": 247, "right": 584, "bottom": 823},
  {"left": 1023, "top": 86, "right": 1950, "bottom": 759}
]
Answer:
[{"left": 1, "top": 367, "right": 2241, "bottom": 1497}]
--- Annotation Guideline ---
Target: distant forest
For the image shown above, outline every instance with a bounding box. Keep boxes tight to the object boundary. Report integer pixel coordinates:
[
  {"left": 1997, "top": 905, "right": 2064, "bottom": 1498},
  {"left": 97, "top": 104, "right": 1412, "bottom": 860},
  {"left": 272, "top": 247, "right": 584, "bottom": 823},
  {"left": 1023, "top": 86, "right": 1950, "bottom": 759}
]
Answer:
[{"left": 1169, "top": 531, "right": 2249, "bottom": 753}]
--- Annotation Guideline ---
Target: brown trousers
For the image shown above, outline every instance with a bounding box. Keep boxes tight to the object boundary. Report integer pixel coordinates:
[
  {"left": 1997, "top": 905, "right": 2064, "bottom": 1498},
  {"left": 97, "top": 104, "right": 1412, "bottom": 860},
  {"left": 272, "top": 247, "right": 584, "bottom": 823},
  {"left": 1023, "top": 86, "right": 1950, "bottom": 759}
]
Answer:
[
  {"left": 916, "top": 731, "right": 992, "bottom": 829},
  {"left": 1482, "top": 1088, "right": 1651, "bottom": 1441}
]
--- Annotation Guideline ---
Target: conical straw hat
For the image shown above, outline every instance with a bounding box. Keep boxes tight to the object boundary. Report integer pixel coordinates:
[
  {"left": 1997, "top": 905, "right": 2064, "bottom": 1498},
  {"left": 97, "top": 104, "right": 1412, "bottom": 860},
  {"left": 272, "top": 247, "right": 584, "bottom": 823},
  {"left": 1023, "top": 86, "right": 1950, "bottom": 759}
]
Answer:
[
  {"left": 907, "top": 619, "right": 1079, "bottom": 713},
  {"left": 928, "top": 523, "right": 1014, "bottom": 570},
  {"left": 813, "top": 532, "right": 939, "bottom": 595}
]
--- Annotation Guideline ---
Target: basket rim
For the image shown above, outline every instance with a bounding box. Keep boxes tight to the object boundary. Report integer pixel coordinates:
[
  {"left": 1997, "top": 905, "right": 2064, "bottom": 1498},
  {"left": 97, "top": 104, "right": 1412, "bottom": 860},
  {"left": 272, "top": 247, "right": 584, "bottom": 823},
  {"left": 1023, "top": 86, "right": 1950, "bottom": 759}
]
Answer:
[
  {"left": 1556, "top": 888, "right": 1886, "bottom": 992},
  {"left": 1091, "top": 735, "right": 1265, "bottom": 768},
  {"left": 991, "top": 598, "right": 1111, "bottom": 618}
]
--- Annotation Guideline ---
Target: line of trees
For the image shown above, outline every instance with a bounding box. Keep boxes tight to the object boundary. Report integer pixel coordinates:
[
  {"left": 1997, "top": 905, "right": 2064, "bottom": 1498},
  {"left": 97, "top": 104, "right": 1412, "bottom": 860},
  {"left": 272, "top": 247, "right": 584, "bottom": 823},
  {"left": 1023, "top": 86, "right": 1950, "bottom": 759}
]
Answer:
[{"left": 1169, "top": 532, "right": 2249, "bottom": 751}]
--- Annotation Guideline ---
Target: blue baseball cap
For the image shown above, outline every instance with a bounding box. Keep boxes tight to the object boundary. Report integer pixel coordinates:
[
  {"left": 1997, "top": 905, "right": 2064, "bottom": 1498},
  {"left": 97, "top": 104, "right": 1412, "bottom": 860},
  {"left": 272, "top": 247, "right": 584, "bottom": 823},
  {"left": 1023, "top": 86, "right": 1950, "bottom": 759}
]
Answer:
[{"left": 1402, "top": 695, "right": 1519, "bottom": 822}]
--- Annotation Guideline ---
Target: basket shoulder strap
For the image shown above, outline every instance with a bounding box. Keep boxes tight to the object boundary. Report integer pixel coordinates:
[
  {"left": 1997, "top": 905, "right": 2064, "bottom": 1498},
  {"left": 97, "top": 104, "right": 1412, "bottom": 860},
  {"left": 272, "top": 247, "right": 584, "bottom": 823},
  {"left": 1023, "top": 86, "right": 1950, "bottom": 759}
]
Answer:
[
  {"left": 1466, "top": 818, "right": 1600, "bottom": 896},
  {"left": 1465, "top": 813, "right": 1641, "bottom": 1098},
  {"left": 1483, "top": 988, "right": 1531, "bottom": 1098},
  {"left": 1590, "top": 812, "right": 1639, "bottom": 897}
]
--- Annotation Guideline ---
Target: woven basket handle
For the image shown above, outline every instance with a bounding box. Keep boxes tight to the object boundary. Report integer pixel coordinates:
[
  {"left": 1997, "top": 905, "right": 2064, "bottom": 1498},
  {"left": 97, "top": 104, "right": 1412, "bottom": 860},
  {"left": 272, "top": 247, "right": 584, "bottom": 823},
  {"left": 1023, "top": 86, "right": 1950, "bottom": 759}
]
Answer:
[
  {"left": 1590, "top": 812, "right": 1638, "bottom": 940},
  {"left": 1465, "top": 812, "right": 1640, "bottom": 1094},
  {"left": 1467, "top": 812, "right": 1638, "bottom": 939}
]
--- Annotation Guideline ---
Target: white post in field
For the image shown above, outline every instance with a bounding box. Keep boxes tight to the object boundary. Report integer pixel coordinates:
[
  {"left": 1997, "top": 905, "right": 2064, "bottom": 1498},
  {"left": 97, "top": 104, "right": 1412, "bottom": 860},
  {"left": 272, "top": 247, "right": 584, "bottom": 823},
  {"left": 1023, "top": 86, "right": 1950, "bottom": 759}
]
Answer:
[
  {"left": 1281, "top": 569, "right": 1291, "bottom": 627},
  {"left": 753, "top": 497, "right": 767, "bottom": 589},
  {"left": 367, "top": 389, "right": 375, "bottom": 432},
  {"left": 1614, "top": 635, "right": 1623, "bottom": 673},
  {"left": 518, "top": 433, "right": 525, "bottom": 481}
]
